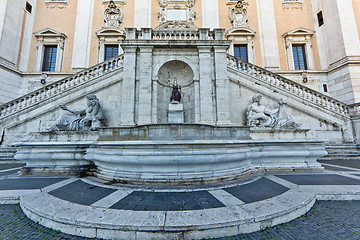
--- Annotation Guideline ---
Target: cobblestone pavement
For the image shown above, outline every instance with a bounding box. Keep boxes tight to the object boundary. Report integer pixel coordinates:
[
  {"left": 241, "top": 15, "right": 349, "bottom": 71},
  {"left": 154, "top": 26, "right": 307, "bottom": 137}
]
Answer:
[{"left": 0, "top": 201, "right": 359, "bottom": 240}]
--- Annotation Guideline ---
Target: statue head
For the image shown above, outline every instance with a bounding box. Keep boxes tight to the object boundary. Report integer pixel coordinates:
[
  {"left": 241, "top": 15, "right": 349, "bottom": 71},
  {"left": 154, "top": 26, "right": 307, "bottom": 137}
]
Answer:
[
  {"left": 278, "top": 98, "right": 287, "bottom": 105},
  {"left": 252, "top": 94, "right": 262, "bottom": 103},
  {"left": 86, "top": 94, "right": 100, "bottom": 107}
]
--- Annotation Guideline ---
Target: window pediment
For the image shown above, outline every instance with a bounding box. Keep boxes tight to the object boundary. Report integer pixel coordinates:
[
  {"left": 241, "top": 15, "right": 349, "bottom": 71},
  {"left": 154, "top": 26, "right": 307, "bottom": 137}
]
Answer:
[
  {"left": 34, "top": 28, "right": 67, "bottom": 38},
  {"left": 226, "top": 26, "right": 256, "bottom": 37},
  {"left": 283, "top": 27, "right": 315, "bottom": 38},
  {"left": 96, "top": 27, "right": 126, "bottom": 38}
]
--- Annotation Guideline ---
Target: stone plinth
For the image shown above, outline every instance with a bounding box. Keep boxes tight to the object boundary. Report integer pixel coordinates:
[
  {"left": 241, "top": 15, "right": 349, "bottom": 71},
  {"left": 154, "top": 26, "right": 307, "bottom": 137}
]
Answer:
[{"left": 168, "top": 102, "right": 184, "bottom": 123}]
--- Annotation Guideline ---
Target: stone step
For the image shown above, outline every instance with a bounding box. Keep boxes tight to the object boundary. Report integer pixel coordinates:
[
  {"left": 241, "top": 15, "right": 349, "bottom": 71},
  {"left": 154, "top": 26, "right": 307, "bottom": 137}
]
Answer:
[
  {"left": 0, "top": 147, "right": 17, "bottom": 162},
  {"left": 318, "top": 157, "right": 360, "bottom": 161}
]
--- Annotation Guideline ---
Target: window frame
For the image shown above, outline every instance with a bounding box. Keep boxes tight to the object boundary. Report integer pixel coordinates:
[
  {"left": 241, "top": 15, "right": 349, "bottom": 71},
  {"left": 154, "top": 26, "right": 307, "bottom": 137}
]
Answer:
[
  {"left": 34, "top": 28, "right": 66, "bottom": 72},
  {"left": 292, "top": 44, "right": 307, "bottom": 70},
  {"left": 42, "top": 45, "right": 58, "bottom": 72},
  {"left": 226, "top": 26, "right": 256, "bottom": 64},
  {"left": 283, "top": 27, "right": 315, "bottom": 71}
]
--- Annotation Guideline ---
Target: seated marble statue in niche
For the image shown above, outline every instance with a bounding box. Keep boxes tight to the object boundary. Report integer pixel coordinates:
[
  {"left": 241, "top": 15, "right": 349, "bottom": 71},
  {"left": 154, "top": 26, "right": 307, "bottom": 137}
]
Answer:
[
  {"left": 48, "top": 94, "right": 105, "bottom": 131},
  {"left": 246, "top": 94, "right": 300, "bottom": 129},
  {"left": 170, "top": 81, "right": 181, "bottom": 103}
]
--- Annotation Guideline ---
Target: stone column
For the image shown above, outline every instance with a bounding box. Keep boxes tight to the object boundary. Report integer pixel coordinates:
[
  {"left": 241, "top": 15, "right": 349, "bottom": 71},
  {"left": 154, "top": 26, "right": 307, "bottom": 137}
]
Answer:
[
  {"left": 198, "top": 46, "right": 215, "bottom": 124},
  {"left": 214, "top": 46, "right": 231, "bottom": 125},
  {"left": 256, "top": 0, "right": 280, "bottom": 70},
  {"left": 137, "top": 46, "right": 153, "bottom": 125},
  {"left": 71, "top": 0, "right": 94, "bottom": 70},
  {"left": 120, "top": 46, "right": 137, "bottom": 126}
]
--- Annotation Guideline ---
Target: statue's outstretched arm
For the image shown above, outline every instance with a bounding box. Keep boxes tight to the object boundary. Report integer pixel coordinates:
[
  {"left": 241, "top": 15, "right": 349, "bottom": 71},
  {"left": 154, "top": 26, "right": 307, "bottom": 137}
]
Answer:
[{"left": 59, "top": 104, "right": 85, "bottom": 115}]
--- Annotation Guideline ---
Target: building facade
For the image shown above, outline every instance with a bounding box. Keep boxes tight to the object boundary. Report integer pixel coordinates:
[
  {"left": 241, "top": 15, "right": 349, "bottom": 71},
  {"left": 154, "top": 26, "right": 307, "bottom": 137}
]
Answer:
[{"left": 0, "top": 0, "right": 360, "bottom": 105}]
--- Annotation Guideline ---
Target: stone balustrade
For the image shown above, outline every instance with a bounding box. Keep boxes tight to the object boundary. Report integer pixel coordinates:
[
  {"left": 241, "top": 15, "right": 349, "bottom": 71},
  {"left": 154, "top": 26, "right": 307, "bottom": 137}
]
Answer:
[
  {"left": 348, "top": 102, "right": 360, "bottom": 117},
  {"left": 125, "top": 28, "right": 225, "bottom": 41},
  {"left": 0, "top": 55, "right": 124, "bottom": 120},
  {"left": 227, "top": 54, "right": 350, "bottom": 117}
]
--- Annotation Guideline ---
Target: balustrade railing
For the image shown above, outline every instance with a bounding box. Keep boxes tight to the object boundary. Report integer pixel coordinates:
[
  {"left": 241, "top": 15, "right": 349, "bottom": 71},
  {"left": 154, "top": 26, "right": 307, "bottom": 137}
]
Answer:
[
  {"left": 0, "top": 54, "right": 124, "bottom": 119},
  {"left": 227, "top": 54, "right": 350, "bottom": 117},
  {"left": 152, "top": 31, "right": 199, "bottom": 40}
]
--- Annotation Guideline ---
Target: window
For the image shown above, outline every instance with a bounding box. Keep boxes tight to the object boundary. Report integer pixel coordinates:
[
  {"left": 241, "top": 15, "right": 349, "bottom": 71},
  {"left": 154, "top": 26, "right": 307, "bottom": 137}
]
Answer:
[
  {"left": 234, "top": 44, "right": 248, "bottom": 62},
  {"left": 34, "top": 28, "right": 66, "bottom": 72},
  {"left": 25, "top": 2, "right": 32, "bottom": 13},
  {"left": 317, "top": 11, "right": 324, "bottom": 27},
  {"left": 226, "top": 27, "right": 256, "bottom": 64},
  {"left": 283, "top": 27, "right": 314, "bottom": 70},
  {"left": 104, "top": 45, "right": 119, "bottom": 61},
  {"left": 323, "top": 84, "right": 328, "bottom": 93},
  {"left": 292, "top": 45, "right": 307, "bottom": 70},
  {"left": 42, "top": 46, "right": 57, "bottom": 72}
]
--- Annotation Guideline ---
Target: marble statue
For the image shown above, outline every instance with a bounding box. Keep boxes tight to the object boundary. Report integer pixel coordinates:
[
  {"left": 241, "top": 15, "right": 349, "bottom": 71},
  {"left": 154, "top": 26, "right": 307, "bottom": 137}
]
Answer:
[
  {"left": 246, "top": 94, "right": 272, "bottom": 127},
  {"left": 271, "top": 99, "right": 301, "bottom": 129},
  {"left": 246, "top": 94, "right": 300, "bottom": 129},
  {"left": 170, "top": 81, "right": 181, "bottom": 103},
  {"left": 48, "top": 94, "right": 105, "bottom": 131},
  {"left": 230, "top": 0, "right": 248, "bottom": 28}
]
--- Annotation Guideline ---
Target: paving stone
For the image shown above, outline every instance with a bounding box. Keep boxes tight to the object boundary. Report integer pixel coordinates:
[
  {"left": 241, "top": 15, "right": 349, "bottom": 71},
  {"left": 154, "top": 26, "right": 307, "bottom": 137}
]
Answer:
[
  {"left": 2, "top": 201, "right": 360, "bottom": 239},
  {"left": 0, "top": 169, "right": 19, "bottom": 177},
  {"left": 318, "top": 160, "right": 360, "bottom": 170},
  {"left": 0, "top": 163, "right": 25, "bottom": 171},
  {"left": 49, "top": 180, "right": 117, "bottom": 206},
  {"left": 216, "top": 201, "right": 360, "bottom": 240},
  {"left": 277, "top": 174, "right": 360, "bottom": 185},
  {"left": 110, "top": 190, "right": 225, "bottom": 211},
  {"left": 0, "top": 177, "right": 68, "bottom": 190},
  {"left": 224, "top": 177, "right": 289, "bottom": 204},
  {"left": 322, "top": 165, "right": 354, "bottom": 171}
]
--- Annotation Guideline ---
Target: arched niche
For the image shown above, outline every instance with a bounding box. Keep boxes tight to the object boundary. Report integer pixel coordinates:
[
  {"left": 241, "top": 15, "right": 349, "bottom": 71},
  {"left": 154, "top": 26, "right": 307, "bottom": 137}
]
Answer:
[{"left": 156, "top": 60, "right": 195, "bottom": 123}]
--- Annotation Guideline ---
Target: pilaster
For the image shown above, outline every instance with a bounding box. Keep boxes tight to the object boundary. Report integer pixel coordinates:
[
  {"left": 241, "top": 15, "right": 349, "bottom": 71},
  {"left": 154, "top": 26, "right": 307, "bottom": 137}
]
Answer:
[
  {"left": 71, "top": 0, "right": 94, "bottom": 70},
  {"left": 137, "top": 46, "right": 153, "bottom": 125},
  {"left": 198, "top": 46, "right": 215, "bottom": 124},
  {"left": 256, "top": 0, "right": 280, "bottom": 70},
  {"left": 120, "top": 46, "right": 137, "bottom": 126},
  {"left": 213, "top": 46, "right": 231, "bottom": 125}
]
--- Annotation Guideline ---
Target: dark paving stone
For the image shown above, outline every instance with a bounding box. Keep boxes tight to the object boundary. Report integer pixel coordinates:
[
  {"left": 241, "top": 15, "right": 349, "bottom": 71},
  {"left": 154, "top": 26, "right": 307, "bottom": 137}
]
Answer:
[
  {"left": 0, "top": 169, "right": 19, "bottom": 177},
  {"left": 318, "top": 159, "right": 360, "bottom": 170},
  {"left": 223, "top": 178, "right": 289, "bottom": 204},
  {"left": 277, "top": 174, "right": 360, "bottom": 185},
  {"left": 0, "top": 163, "right": 25, "bottom": 171},
  {"left": 0, "top": 177, "right": 68, "bottom": 190},
  {"left": 49, "top": 180, "right": 116, "bottom": 206},
  {"left": 110, "top": 190, "right": 225, "bottom": 211},
  {"left": 322, "top": 164, "right": 354, "bottom": 171}
]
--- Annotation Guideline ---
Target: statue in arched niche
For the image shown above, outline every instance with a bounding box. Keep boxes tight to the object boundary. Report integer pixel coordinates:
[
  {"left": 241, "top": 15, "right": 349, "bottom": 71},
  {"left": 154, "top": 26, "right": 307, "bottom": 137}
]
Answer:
[
  {"left": 170, "top": 81, "right": 181, "bottom": 103},
  {"left": 230, "top": 0, "right": 248, "bottom": 28}
]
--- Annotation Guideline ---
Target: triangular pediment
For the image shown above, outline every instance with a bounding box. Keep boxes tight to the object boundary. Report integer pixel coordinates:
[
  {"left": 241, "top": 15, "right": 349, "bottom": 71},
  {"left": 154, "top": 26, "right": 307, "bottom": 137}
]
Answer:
[
  {"left": 283, "top": 27, "right": 315, "bottom": 37},
  {"left": 34, "top": 28, "right": 67, "bottom": 38},
  {"left": 226, "top": 26, "right": 256, "bottom": 37}
]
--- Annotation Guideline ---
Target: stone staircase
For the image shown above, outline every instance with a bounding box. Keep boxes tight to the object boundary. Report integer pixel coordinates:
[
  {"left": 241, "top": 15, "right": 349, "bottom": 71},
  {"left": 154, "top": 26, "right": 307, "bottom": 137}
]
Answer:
[
  {"left": 0, "top": 147, "right": 17, "bottom": 163},
  {"left": 318, "top": 144, "right": 360, "bottom": 161}
]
